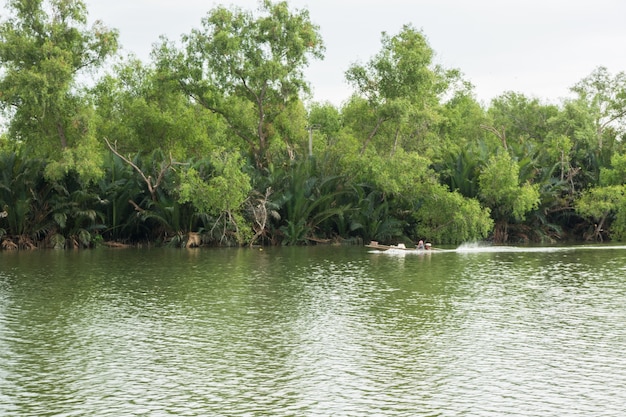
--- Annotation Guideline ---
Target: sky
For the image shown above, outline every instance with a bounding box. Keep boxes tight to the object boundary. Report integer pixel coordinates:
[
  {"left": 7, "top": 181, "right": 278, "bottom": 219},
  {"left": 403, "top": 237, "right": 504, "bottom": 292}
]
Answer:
[{"left": 83, "top": 0, "right": 626, "bottom": 107}]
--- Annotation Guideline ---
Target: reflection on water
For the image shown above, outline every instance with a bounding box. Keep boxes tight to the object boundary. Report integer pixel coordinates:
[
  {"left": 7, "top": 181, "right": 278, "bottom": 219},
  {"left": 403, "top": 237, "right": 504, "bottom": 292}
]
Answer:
[{"left": 1, "top": 246, "right": 626, "bottom": 416}]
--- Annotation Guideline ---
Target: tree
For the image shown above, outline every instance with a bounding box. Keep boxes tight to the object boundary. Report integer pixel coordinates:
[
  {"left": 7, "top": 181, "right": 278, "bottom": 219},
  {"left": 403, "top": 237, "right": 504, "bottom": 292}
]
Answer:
[
  {"left": 178, "top": 151, "right": 253, "bottom": 245},
  {"left": 571, "top": 67, "right": 626, "bottom": 150},
  {"left": 481, "top": 92, "right": 584, "bottom": 241},
  {"left": 576, "top": 185, "right": 624, "bottom": 241},
  {"left": 487, "top": 92, "right": 560, "bottom": 149},
  {"left": 437, "top": 92, "right": 488, "bottom": 156},
  {"left": 484, "top": 92, "right": 564, "bottom": 187},
  {"left": 345, "top": 25, "right": 455, "bottom": 156},
  {"left": 548, "top": 97, "right": 603, "bottom": 193},
  {"left": 0, "top": 0, "right": 118, "bottom": 181},
  {"left": 168, "top": 0, "right": 324, "bottom": 168},
  {"left": 0, "top": 151, "right": 47, "bottom": 247},
  {"left": 575, "top": 152, "right": 626, "bottom": 241},
  {"left": 413, "top": 186, "right": 493, "bottom": 245},
  {"left": 307, "top": 101, "right": 342, "bottom": 156},
  {"left": 94, "top": 57, "right": 221, "bottom": 160},
  {"left": 479, "top": 152, "right": 540, "bottom": 242}
]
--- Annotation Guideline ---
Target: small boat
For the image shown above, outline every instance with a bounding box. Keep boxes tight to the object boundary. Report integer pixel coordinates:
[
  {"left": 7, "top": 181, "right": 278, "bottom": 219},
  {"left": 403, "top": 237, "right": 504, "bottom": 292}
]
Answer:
[{"left": 365, "top": 241, "right": 433, "bottom": 251}]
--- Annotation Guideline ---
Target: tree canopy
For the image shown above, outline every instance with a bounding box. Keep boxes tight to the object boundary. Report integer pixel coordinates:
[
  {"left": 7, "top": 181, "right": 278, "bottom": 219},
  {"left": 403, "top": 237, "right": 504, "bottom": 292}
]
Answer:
[
  {"left": 166, "top": 0, "right": 324, "bottom": 168},
  {"left": 0, "top": 0, "right": 118, "bottom": 181},
  {"left": 1, "top": 0, "right": 626, "bottom": 249}
]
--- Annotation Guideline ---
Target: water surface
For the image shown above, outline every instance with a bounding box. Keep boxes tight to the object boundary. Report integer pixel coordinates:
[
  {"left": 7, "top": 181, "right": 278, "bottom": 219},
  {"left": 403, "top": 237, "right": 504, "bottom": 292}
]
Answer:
[{"left": 1, "top": 245, "right": 626, "bottom": 416}]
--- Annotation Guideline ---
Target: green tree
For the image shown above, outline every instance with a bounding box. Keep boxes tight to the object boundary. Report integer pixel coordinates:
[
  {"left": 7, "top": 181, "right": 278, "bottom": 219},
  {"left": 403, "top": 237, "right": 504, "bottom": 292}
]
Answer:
[
  {"left": 601, "top": 152, "right": 626, "bottom": 186},
  {"left": 46, "top": 173, "right": 107, "bottom": 249},
  {"left": 576, "top": 185, "right": 625, "bottom": 241},
  {"left": 269, "top": 159, "right": 349, "bottom": 245},
  {"left": 0, "top": 0, "right": 118, "bottom": 181},
  {"left": 482, "top": 92, "right": 581, "bottom": 241},
  {"left": 96, "top": 152, "right": 144, "bottom": 242},
  {"left": 169, "top": 0, "right": 324, "bottom": 168},
  {"left": 571, "top": 66, "right": 626, "bottom": 150},
  {"left": 345, "top": 25, "right": 455, "bottom": 157},
  {"left": 178, "top": 150, "right": 253, "bottom": 245},
  {"left": 414, "top": 185, "right": 493, "bottom": 245},
  {"left": 94, "top": 57, "right": 221, "bottom": 160},
  {"left": 347, "top": 187, "right": 405, "bottom": 243},
  {"left": 435, "top": 145, "right": 485, "bottom": 199},
  {"left": 436, "top": 92, "right": 488, "bottom": 157},
  {"left": 479, "top": 152, "right": 540, "bottom": 242},
  {"left": 487, "top": 92, "right": 560, "bottom": 150},
  {"left": 575, "top": 152, "right": 626, "bottom": 241},
  {"left": 0, "top": 151, "right": 47, "bottom": 247},
  {"left": 307, "top": 102, "right": 342, "bottom": 156}
]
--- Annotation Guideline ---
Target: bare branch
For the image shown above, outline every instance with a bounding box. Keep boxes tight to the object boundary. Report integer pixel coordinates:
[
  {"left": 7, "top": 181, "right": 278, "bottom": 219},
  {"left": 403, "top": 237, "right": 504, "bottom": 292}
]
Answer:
[
  {"left": 480, "top": 124, "right": 507, "bottom": 150},
  {"left": 104, "top": 137, "right": 156, "bottom": 200}
]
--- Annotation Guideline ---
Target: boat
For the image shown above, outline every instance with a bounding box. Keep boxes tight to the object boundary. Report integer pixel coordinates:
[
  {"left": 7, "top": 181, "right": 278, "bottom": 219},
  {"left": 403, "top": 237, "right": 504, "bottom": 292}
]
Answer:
[{"left": 365, "top": 241, "right": 433, "bottom": 252}]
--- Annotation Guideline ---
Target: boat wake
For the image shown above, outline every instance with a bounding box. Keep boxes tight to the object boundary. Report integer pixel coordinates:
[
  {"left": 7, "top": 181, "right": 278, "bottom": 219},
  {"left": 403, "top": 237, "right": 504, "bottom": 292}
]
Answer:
[
  {"left": 455, "top": 242, "right": 626, "bottom": 254},
  {"left": 368, "top": 242, "right": 626, "bottom": 256}
]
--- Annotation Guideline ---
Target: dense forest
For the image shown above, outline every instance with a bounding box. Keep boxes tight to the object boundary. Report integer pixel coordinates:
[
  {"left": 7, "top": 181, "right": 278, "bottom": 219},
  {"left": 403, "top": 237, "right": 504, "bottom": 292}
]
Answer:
[{"left": 0, "top": 0, "right": 625, "bottom": 249}]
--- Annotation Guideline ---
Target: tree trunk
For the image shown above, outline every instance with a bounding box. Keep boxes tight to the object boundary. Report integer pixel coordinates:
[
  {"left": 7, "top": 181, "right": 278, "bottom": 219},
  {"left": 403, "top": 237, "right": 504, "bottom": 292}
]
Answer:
[
  {"left": 493, "top": 220, "right": 509, "bottom": 243},
  {"left": 57, "top": 122, "right": 68, "bottom": 149},
  {"left": 360, "top": 116, "right": 386, "bottom": 155}
]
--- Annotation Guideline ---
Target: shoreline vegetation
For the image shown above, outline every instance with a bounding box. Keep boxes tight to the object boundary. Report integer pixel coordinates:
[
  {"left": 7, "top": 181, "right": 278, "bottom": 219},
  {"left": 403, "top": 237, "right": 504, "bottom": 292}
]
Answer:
[{"left": 1, "top": 0, "right": 625, "bottom": 250}]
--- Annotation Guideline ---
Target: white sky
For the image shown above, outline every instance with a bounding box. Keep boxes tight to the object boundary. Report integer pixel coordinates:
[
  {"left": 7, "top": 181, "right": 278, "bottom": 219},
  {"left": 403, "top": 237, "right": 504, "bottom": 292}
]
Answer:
[{"left": 84, "top": 0, "right": 626, "bottom": 107}]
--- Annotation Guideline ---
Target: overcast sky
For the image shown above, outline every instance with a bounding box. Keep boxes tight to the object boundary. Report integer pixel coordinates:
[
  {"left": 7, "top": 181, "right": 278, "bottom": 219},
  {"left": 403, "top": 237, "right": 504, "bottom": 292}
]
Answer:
[{"left": 83, "top": 0, "right": 626, "bottom": 107}]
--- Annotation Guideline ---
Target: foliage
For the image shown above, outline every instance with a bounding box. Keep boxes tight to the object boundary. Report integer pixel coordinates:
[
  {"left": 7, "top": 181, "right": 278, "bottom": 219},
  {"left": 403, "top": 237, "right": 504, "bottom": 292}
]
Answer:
[
  {"left": 0, "top": 0, "right": 118, "bottom": 181},
  {"left": 269, "top": 159, "right": 350, "bottom": 245},
  {"left": 571, "top": 66, "right": 626, "bottom": 148},
  {"left": 479, "top": 152, "right": 540, "bottom": 220},
  {"left": 346, "top": 186, "right": 405, "bottom": 243},
  {"left": 601, "top": 152, "right": 626, "bottom": 186},
  {"left": 94, "top": 57, "right": 219, "bottom": 160},
  {"left": 0, "top": 151, "right": 48, "bottom": 244},
  {"left": 479, "top": 152, "right": 540, "bottom": 242},
  {"left": 46, "top": 174, "right": 108, "bottom": 248},
  {"left": 178, "top": 152, "right": 251, "bottom": 215},
  {"left": 345, "top": 25, "right": 453, "bottom": 157},
  {"left": 576, "top": 185, "right": 625, "bottom": 241},
  {"left": 343, "top": 148, "right": 436, "bottom": 201},
  {"left": 171, "top": 0, "right": 324, "bottom": 167},
  {"left": 97, "top": 153, "right": 145, "bottom": 241},
  {"left": 435, "top": 146, "right": 485, "bottom": 199},
  {"left": 413, "top": 185, "right": 493, "bottom": 245},
  {"left": 178, "top": 151, "right": 253, "bottom": 244},
  {"left": 1, "top": 0, "right": 626, "bottom": 248},
  {"left": 0, "top": 151, "right": 107, "bottom": 248}
]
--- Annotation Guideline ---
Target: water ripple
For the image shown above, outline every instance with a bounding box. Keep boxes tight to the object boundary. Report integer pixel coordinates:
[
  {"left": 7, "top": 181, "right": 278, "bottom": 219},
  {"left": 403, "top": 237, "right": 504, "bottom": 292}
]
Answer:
[{"left": 1, "top": 247, "right": 626, "bottom": 415}]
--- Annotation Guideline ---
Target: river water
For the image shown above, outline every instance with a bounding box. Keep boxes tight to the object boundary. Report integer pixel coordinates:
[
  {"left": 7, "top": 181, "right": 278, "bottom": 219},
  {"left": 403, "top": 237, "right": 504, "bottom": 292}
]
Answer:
[{"left": 1, "top": 244, "right": 626, "bottom": 416}]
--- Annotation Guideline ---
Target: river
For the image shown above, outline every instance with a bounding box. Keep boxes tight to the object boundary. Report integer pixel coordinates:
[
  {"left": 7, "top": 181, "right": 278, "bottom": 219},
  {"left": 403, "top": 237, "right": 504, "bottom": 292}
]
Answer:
[{"left": 1, "top": 244, "right": 626, "bottom": 416}]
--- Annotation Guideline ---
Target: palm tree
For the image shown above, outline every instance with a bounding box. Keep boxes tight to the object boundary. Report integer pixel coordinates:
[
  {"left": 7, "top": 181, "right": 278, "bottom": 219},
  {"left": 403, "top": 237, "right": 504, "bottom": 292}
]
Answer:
[
  {"left": 271, "top": 159, "right": 350, "bottom": 245},
  {"left": 0, "top": 152, "right": 48, "bottom": 248}
]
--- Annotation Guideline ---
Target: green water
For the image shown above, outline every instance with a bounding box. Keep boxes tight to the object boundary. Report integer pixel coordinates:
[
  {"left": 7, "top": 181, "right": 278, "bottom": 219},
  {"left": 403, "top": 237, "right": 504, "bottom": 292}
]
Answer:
[{"left": 1, "top": 245, "right": 626, "bottom": 416}]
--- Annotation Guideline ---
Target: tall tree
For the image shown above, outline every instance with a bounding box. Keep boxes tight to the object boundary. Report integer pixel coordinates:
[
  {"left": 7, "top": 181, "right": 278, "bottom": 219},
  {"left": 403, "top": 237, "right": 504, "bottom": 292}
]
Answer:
[
  {"left": 571, "top": 66, "right": 626, "bottom": 150},
  {"left": 94, "top": 57, "right": 220, "bottom": 160},
  {"left": 0, "top": 0, "right": 118, "bottom": 180},
  {"left": 487, "top": 92, "right": 560, "bottom": 151},
  {"left": 165, "top": 0, "right": 324, "bottom": 168},
  {"left": 345, "top": 25, "right": 455, "bottom": 156},
  {"left": 478, "top": 151, "right": 540, "bottom": 242},
  {"left": 576, "top": 151, "right": 626, "bottom": 241}
]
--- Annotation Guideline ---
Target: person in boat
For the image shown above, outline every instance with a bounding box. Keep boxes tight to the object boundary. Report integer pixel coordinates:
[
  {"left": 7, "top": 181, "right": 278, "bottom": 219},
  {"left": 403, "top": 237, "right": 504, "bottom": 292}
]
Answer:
[{"left": 417, "top": 240, "right": 425, "bottom": 250}]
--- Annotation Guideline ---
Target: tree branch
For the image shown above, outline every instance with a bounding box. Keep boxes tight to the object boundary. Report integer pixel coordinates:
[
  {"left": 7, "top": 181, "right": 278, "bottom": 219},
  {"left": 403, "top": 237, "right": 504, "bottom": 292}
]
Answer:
[{"left": 104, "top": 137, "right": 157, "bottom": 200}]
